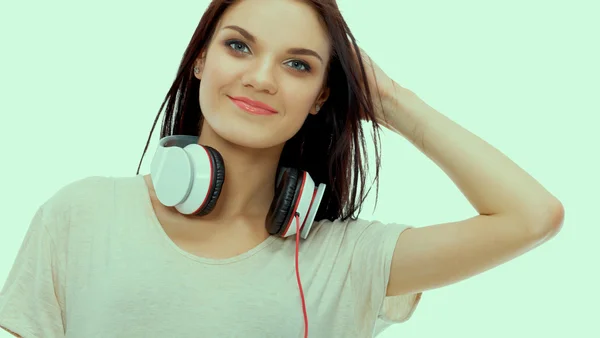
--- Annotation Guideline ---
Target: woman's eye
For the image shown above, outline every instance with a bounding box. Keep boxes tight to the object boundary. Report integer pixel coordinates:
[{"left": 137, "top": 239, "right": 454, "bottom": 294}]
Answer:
[
  {"left": 285, "top": 60, "right": 311, "bottom": 73},
  {"left": 225, "top": 39, "right": 311, "bottom": 73},
  {"left": 226, "top": 40, "right": 250, "bottom": 54}
]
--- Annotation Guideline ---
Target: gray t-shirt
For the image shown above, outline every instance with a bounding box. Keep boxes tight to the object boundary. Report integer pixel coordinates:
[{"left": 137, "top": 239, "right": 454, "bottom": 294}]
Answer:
[{"left": 0, "top": 175, "right": 420, "bottom": 337}]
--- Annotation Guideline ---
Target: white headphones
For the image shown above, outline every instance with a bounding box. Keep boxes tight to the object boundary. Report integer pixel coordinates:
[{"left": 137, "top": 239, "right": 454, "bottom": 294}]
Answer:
[{"left": 150, "top": 135, "right": 327, "bottom": 239}]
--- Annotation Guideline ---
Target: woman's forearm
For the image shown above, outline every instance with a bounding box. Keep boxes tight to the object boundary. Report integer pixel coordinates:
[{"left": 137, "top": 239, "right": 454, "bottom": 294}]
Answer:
[{"left": 383, "top": 88, "right": 563, "bottom": 230}]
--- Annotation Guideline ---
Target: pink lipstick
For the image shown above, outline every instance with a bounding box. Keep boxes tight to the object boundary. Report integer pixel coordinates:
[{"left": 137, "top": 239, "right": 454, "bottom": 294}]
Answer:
[{"left": 229, "top": 96, "right": 278, "bottom": 116}]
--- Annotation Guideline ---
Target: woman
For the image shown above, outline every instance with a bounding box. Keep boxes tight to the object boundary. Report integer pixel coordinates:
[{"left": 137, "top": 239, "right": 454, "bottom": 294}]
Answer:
[{"left": 0, "top": 0, "right": 564, "bottom": 337}]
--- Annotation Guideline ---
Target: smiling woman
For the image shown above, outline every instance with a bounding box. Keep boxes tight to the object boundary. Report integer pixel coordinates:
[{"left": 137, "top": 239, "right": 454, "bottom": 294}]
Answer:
[
  {"left": 0, "top": 0, "right": 564, "bottom": 337},
  {"left": 192, "top": 5, "right": 335, "bottom": 152}
]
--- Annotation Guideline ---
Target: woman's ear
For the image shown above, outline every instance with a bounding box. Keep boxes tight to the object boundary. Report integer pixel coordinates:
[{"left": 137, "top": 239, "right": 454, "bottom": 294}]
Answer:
[
  {"left": 311, "top": 87, "right": 330, "bottom": 115},
  {"left": 193, "top": 52, "right": 207, "bottom": 80}
]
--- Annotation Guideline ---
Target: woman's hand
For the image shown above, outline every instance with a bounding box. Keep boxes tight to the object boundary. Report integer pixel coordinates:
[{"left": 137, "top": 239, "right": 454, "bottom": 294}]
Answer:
[{"left": 350, "top": 44, "right": 423, "bottom": 131}]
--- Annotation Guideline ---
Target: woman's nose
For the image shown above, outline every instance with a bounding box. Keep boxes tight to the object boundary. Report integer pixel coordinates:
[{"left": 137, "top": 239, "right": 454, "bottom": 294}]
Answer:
[{"left": 241, "top": 59, "right": 278, "bottom": 94}]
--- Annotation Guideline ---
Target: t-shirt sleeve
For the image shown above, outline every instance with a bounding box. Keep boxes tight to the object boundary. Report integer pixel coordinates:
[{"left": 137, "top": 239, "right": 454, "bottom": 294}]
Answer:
[
  {"left": 348, "top": 220, "right": 422, "bottom": 326},
  {"left": 0, "top": 206, "right": 66, "bottom": 337}
]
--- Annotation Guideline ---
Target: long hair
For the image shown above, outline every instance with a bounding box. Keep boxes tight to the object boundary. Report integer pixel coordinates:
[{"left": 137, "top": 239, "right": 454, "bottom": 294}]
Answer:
[{"left": 136, "top": 0, "right": 384, "bottom": 222}]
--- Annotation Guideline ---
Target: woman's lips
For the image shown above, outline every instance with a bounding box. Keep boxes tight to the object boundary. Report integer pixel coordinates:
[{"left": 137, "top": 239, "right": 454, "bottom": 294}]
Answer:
[{"left": 228, "top": 96, "right": 278, "bottom": 115}]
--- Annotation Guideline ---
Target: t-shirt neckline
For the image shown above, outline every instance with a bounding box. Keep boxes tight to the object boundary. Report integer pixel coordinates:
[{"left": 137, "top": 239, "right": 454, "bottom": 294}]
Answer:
[{"left": 134, "top": 174, "right": 278, "bottom": 265}]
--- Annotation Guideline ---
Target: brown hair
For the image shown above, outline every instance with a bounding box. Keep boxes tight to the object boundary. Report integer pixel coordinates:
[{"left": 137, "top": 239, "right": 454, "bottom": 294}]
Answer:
[{"left": 136, "top": 0, "right": 384, "bottom": 222}]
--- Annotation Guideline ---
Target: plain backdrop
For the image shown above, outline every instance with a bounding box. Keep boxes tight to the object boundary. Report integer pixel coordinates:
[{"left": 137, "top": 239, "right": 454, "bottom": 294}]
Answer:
[{"left": 1, "top": 0, "right": 598, "bottom": 337}]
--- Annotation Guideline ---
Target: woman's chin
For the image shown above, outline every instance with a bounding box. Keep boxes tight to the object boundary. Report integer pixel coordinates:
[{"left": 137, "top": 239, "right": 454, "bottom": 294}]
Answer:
[{"left": 208, "top": 121, "right": 287, "bottom": 150}]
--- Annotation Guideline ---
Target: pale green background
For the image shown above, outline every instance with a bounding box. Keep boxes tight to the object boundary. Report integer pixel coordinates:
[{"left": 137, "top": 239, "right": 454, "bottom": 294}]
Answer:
[{"left": 0, "top": 0, "right": 598, "bottom": 337}]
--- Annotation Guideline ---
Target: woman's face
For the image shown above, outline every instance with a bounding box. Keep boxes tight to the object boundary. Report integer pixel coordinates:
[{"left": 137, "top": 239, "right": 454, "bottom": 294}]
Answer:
[{"left": 194, "top": 0, "right": 331, "bottom": 149}]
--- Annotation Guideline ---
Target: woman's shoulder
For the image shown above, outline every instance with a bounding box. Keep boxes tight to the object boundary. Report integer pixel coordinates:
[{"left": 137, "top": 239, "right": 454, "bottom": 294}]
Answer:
[
  {"left": 43, "top": 175, "right": 139, "bottom": 209},
  {"left": 308, "top": 216, "right": 402, "bottom": 240},
  {"left": 37, "top": 175, "right": 143, "bottom": 231}
]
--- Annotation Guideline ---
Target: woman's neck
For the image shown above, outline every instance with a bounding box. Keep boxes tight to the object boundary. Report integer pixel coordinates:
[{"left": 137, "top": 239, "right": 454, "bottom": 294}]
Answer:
[{"left": 195, "top": 126, "right": 284, "bottom": 224}]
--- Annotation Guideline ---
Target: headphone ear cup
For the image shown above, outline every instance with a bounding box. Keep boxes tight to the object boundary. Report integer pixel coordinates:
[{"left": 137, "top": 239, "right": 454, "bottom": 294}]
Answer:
[
  {"left": 195, "top": 146, "right": 225, "bottom": 216},
  {"left": 265, "top": 167, "right": 301, "bottom": 236}
]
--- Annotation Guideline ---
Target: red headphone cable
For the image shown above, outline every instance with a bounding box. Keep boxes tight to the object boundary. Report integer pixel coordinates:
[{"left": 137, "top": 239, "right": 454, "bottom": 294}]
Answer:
[{"left": 294, "top": 213, "right": 308, "bottom": 338}]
